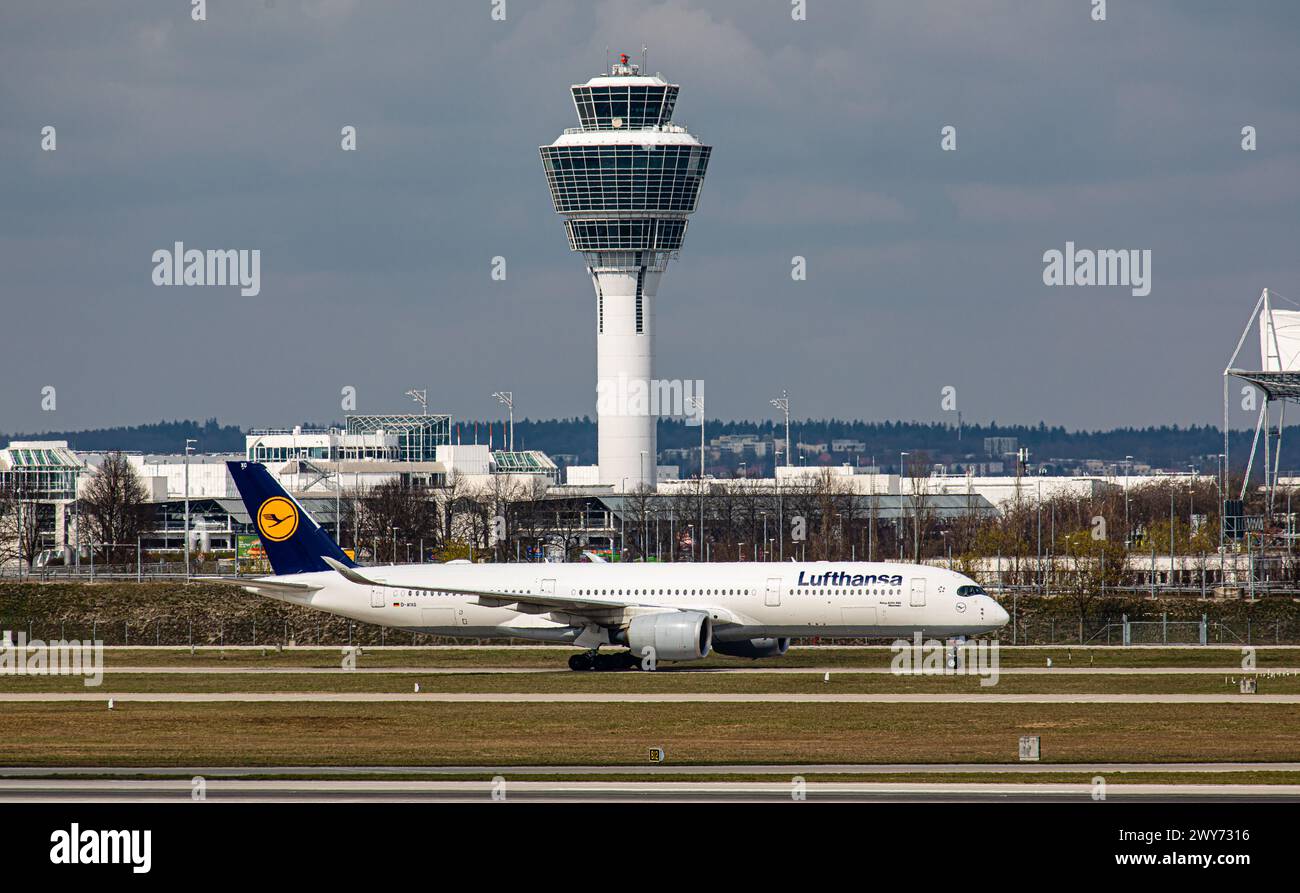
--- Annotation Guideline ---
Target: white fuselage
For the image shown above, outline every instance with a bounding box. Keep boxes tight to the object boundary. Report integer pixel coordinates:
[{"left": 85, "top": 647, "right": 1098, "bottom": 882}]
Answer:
[{"left": 248, "top": 561, "right": 1008, "bottom": 646}]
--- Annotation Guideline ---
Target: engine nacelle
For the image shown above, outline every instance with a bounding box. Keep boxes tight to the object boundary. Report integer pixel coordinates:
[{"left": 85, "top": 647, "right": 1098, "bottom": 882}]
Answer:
[
  {"left": 624, "top": 611, "right": 712, "bottom": 661},
  {"left": 711, "top": 637, "right": 791, "bottom": 660}
]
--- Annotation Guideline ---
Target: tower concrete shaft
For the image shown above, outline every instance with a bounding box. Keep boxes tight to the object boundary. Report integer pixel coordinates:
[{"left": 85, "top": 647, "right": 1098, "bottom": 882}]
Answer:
[{"left": 540, "top": 56, "right": 711, "bottom": 491}]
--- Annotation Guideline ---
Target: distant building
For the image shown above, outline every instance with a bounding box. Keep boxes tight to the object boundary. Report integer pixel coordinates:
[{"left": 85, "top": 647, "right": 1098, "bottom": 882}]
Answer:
[
  {"left": 709, "top": 434, "right": 771, "bottom": 457},
  {"left": 983, "top": 436, "right": 1019, "bottom": 457},
  {"left": 0, "top": 441, "right": 84, "bottom": 564}
]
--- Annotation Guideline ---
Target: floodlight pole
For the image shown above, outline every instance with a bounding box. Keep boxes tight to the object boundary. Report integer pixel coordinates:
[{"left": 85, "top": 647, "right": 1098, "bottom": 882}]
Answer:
[
  {"left": 1217, "top": 452, "right": 1226, "bottom": 550},
  {"left": 1123, "top": 455, "right": 1133, "bottom": 548},
  {"left": 1222, "top": 377, "right": 1229, "bottom": 549},
  {"left": 492, "top": 391, "right": 514, "bottom": 452},
  {"left": 688, "top": 396, "right": 704, "bottom": 561},
  {"left": 184, "top": 438, "right": 196, "bottom": 582},
  {"left": 770, "top": 391, "right": 791, "bottom": 468},
  {"left": 405, "top": 389, "right": 428, "bottom": 415},
  {"left": 769, "top": 392, "right": 791, "bottom": 563},
  {"left": 899, "top": 451, "right": 909, "bottom": 561}
]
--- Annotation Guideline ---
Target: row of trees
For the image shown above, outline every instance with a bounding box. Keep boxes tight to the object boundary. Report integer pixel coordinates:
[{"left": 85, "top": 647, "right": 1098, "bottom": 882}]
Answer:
[
  {"left": 340, "top": 473, "right": 586, "bottom": 564},
  {"left": 338, "top": 464, "right": 1265, "bottom": 570}
]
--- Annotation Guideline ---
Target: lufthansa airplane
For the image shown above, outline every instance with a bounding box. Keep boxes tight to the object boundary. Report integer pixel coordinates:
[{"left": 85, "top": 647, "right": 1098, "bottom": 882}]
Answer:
[{"left": 225, "top": 461, "right": 1009, "bottom": 670}]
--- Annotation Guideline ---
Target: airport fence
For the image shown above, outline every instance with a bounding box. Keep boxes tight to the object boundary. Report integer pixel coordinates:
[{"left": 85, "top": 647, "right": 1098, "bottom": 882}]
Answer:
[
  {"left": 994, "top": 616, "right": 1299, "bottom": 646},
  {"left": 4, "top": 615, "right": 1300, "bottom": 648},
  {"left": 0, "top": 616, "right": 454, "bottom": 648},
  {"left": 0, "top": 560, "right": 236, "bottom": 582}
]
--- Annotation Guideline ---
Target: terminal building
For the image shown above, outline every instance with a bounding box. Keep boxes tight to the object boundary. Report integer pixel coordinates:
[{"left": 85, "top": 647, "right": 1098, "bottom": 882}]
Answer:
[
  {"left": 0, "top": 441, "right": 83, "bottom": 560},
  {"left": 0, "top": 413, "right": 559, "bottom": 568}
]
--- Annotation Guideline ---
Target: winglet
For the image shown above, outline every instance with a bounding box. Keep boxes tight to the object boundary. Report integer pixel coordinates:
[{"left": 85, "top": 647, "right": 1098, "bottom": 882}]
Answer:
[{"left": 323, "top": 556, "right": 375, "bottom": 586}]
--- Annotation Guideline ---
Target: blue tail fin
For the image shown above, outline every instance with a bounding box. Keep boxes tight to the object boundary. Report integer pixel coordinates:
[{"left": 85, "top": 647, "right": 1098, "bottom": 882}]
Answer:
[{"left": 226, "top": 461, "right": 357, "bottom": 576}]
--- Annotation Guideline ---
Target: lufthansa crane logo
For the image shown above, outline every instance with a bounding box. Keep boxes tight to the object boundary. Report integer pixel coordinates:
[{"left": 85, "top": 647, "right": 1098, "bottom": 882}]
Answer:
[{"left": 257, "top": 496, "right": 299, "bottom": 542}]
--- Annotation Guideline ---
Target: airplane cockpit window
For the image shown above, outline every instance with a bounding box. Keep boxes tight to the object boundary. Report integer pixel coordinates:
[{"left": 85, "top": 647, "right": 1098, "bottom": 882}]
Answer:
[{"left": 956, "top": 585, "right": 986, "bottom": 597}]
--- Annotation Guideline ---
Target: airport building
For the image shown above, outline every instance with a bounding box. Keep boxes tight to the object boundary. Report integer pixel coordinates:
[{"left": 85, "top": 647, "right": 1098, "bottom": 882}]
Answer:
[
  {"left": 0, "top": 441, "right": 84, "bottom": 560},
  {"left": 0, "top": 412, "right": 561, "bottom": 568}
]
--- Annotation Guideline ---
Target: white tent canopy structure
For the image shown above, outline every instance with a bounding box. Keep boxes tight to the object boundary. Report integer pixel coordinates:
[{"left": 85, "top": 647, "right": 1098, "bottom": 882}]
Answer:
[
  {"left": 1259, "top": 307, "right": 1300, "bottom": 374},
  {"left": 1224, "top": 288, "right": 1300, "bottom": 520}
]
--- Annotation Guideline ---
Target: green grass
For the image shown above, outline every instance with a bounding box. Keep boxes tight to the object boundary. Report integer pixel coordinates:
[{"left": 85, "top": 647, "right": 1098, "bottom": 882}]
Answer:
[
  {"left": 2, "top": 671, "right": 1297, "bottom": 694},
  {"left": 2, "top": 702, "right": 1297, "bottom": 767},
  {"left": 86, "top": 646, "right": 1300, "bottom": 670}
]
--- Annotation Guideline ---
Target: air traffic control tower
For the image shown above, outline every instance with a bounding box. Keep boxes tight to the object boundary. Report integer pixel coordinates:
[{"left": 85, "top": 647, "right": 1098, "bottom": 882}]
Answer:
[{"left": 540, "top": 55, "right": 712, "bottom": 491}]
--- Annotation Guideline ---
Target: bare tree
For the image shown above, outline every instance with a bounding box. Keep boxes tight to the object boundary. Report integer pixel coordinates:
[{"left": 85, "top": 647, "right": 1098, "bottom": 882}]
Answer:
[
  {"left": 902, "top": 451, "right": 934, "bottom": 560},
  {"left": 1058, "top": 530, "right": 1127, "bottom": 641},
  {"left": 620, "top": 483, "right": 658, "bottom": 560},
  {"left": 354, "top": 477, "right": 439, "bottom": 563},
  {"left": 435, "top": 471, "right": 466, "bottom": 553},
  {"left": 542, "top": 493, "right": 597, "bottom": 562},
  {"left": 79, "top": 452, "right": 150, "bottom": 563},
  {"left": 499, "top": 475, "right": 552, "bottom": 560},
  {"left": 0, "top": 482, "right": 44, "bottom": 568}
]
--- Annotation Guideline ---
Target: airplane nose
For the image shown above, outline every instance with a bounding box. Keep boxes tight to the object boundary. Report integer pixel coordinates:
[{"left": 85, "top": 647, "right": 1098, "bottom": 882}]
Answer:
[{"left": 989, "top": 599, "right": 1010, "bottom": 627}]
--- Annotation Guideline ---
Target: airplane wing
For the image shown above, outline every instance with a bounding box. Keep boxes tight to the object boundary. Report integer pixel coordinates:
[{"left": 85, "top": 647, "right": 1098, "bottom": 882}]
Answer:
[
  {"left": 204, "top": 576, "right": 323, "bottom": 597},
  {"left": 321, "top": 557, "right": 742, "bottom": 624}
]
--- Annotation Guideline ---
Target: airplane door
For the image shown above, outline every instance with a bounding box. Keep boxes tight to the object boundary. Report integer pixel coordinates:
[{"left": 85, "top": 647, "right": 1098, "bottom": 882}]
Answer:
[
  {"left": 370, "top": 583, "right": 386, "bottom": 608},
  {"left": 909, "top": 578, "right": 927, "bottom": 607},
  {"left": 541, "top": 579, "right": 556, "bottom": 595},
  {"left": 765, "top": 577, "right": 782, "bottom": 607}
]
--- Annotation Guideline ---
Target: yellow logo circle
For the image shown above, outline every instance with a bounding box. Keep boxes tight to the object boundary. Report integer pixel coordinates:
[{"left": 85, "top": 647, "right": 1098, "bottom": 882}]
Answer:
[{"left": 257, "top": 496, "right": 299, "bottom": 543}]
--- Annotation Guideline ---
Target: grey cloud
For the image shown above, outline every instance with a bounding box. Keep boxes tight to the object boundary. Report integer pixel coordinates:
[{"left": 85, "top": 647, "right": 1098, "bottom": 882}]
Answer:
[{"left": 1, "top": 0, "right": 1298, "bottom": 434}]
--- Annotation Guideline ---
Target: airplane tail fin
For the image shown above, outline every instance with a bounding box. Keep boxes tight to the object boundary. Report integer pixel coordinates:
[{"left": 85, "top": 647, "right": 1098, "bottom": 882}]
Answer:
[{"left": 226, "top": 461, "right": 357, "bottom": 576}]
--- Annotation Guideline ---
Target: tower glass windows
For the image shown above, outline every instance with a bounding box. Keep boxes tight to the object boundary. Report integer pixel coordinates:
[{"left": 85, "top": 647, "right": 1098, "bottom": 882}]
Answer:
[
  {"left": 572, "top": 85, "right": 679, "bottom": 130},
  {"left": 564, "top": 218, "right": 686, "bottom": 252},
  {"left": 540, "top": 144, "right": 711, "bottom": 214}
]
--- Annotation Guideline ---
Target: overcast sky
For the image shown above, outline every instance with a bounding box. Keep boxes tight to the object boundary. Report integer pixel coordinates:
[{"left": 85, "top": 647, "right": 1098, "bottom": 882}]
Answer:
[{"left": 2, "top": 0, "right": 1298, "bottom": 436}]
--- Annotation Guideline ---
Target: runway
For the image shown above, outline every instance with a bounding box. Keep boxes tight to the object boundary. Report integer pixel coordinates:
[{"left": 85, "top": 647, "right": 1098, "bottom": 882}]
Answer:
[
  {"left": 3, "top": 762, "right": 1297, "bottom": 777},
  {"left": 1, "top": 779, "right": 1296, "bottom": 802},
  {"left": 83, "top": 666, "right": 1300, "bottom": 675},
  {"left": 1, "top": 692, "right": 1294, "bottom": 703}
]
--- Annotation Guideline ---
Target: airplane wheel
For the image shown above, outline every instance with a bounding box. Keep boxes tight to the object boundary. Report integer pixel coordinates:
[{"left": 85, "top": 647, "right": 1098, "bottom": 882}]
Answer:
[{"left": 568, "top": 653, "right": 597, "bottom": 671}]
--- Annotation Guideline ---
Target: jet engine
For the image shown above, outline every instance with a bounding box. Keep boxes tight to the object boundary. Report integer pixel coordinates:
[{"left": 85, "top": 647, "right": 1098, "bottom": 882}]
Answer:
[
  {"left": 623, "top": 611, "right": 712, "bottom": 661},
  {"left": 711, "top": 637, "right": 791, "bottom": 660}
]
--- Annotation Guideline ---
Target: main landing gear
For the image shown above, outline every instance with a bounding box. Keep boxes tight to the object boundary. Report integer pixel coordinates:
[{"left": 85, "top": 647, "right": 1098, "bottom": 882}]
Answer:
[{"left": 568, "top": 650, "right": 641, "bottom": 672}]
